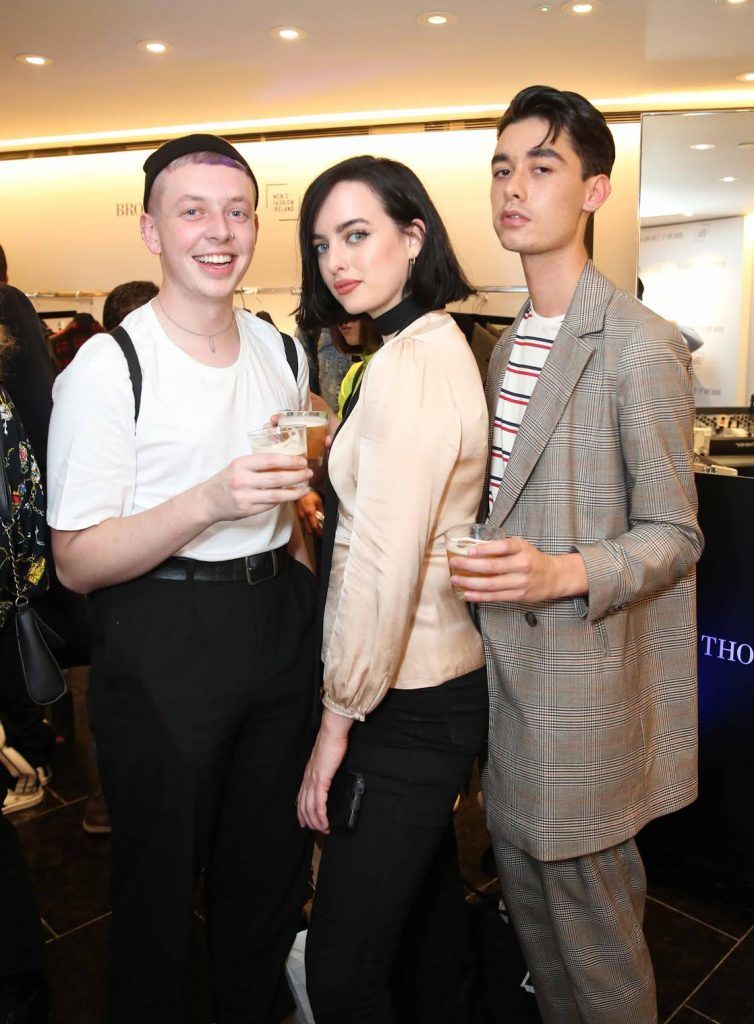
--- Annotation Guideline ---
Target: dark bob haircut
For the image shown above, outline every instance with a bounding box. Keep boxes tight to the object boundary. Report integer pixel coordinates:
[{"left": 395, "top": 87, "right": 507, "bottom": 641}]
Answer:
[
  {"left": 296, "top": 155, "right": 473, "bottom": 331},
  {"left": 497, "top": 85, "right": 615, "bottom": 180}
]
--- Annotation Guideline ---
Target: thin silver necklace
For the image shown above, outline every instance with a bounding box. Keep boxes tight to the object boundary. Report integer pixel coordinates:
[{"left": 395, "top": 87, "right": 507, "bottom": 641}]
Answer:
[{"left": 156, "top": 298, "right": 234, "bottom": 353}]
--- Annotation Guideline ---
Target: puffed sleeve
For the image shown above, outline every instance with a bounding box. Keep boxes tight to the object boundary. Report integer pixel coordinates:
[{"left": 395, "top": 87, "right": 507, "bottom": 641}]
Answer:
[
  {"left": 322, "top": 335, "right": 462, "bottom": 720},
  {"left": 46, "top": 334, "right": 137, "bottom": 530}
]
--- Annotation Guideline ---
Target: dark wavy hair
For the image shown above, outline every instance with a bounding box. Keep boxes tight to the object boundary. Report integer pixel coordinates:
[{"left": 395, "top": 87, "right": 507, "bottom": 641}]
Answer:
[
  {"left": 497, "top": 85, "right": 615, "bottom": 180},
  {"left": 296, "top": 155, "right": 473, "bottom": 331}
]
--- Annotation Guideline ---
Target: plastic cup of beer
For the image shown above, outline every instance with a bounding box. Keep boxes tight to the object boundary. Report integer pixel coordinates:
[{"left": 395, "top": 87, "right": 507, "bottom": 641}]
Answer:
[
  {"left": 247, "top": 425, "right": 308, "bottom": 489},
  {"left": 275, "top": 410, "right": 329, "bottom": 467},
  {"left": 445, "top": 523, "right": 507, "bottom": 599}
]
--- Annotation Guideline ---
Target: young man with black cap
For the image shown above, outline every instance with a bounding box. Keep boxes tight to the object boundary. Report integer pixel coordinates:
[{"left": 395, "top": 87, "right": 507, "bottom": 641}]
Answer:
[
  {"left": 47, "top": 134, "right": 317, "bottom": 1024},
  {"left": 450, "top": 87, "right": 702, "bottom": 1022}
]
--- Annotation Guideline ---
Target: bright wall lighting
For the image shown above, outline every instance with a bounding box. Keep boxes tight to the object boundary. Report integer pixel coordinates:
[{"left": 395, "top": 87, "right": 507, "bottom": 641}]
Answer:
[
  {"left": 270, "top": 26, "right": 307, "bottom": 40},
  {"left": 137, "top": 40, "right": 173, "bottom": 54},
  {"left": 15, "top": 53, "right": 53, "bottom": 66}
]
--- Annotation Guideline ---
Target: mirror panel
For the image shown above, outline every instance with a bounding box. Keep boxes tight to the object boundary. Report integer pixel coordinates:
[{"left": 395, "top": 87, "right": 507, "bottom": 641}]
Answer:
[{"left": 638, "top": 109, "right": 754, "bottom": 408}]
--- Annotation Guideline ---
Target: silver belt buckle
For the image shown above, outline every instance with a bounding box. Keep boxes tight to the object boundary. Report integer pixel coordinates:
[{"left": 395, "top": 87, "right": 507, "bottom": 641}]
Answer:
[{"left": 244, "top": 549, "right": 278, "bottom": 587}]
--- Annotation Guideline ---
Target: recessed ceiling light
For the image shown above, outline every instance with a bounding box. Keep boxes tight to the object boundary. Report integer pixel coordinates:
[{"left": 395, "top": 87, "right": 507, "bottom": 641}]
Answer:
[
  {"left": 15, "top": 53, "right": 53, "bottom": 66},
  {"left": 270, "top": 26, "right": 307, "bottom": 40},
  {"left": 720, "top": 176, "right": 738, "bottom": 182},
  {"left": 137, "top": 40, "right": 173, "bottom": 54},
  {"left": 689, "top": 143, "right": 716, "bottom": 150},
  {"left": 715, "top": 0, "right": 750, "bottom": 6},
  {"left": 536, "top": 3, "right": 554, "bottom": 10},
  {"left": 561, "top": 0, "right": 602, "bottom": 13},
  {"left": 417, "top": 11, "right": 458, "bottom": 26},
  {"left": 738, "top": 141, "right": 754, "bottom": 148},
  {"left": 736, "top": 71, "right": 754, "bottom": 81}
]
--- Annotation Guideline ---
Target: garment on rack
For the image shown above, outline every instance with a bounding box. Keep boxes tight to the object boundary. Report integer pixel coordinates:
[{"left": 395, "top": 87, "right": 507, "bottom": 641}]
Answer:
[{"left": 49, "top": 312, "right": 103, "bottom": 372}]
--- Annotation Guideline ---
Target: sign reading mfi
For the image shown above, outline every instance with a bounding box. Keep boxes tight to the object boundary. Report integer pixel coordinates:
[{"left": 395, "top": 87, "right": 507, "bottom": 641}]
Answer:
[{"left": 700, "top": 635, "right": 754, "bottom": 665}]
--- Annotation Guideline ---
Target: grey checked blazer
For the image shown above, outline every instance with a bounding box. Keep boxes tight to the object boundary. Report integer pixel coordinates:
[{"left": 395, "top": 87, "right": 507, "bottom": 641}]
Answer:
[{"left": 480, "top": 261, "right": 703, "bottom": 862}]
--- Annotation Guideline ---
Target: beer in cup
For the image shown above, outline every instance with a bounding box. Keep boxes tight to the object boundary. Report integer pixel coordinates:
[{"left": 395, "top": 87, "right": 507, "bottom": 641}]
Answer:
[
  {"left": 275, "top": 410, "right": 329, "bottom": 467},
  {"left": 444, "top": 523, "right": 507, "bottom": 599},
  {"left": 247, "top": 425, "right": 308, "bottom": 489}
]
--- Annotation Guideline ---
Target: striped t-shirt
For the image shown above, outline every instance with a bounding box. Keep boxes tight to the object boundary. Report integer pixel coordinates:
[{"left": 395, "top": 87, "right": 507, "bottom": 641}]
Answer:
[{"left": 488, "top": 305, "right": 563, "bottom": 512}]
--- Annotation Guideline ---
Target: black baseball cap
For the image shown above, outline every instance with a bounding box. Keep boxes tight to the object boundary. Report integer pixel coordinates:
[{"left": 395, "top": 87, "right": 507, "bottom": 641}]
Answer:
[{"left": 142, "top": 133, "right": 259, "bottom": 211}]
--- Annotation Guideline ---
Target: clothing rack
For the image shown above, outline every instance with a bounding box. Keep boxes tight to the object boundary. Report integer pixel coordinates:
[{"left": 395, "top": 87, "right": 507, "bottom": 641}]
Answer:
[{"left": 26, "top": 284, "right": 527, "bottom": 300}]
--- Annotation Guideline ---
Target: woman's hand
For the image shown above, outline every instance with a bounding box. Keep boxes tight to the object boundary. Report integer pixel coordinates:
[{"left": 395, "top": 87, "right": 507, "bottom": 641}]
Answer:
[
  {"left": 297, "top": 709, "right": 353, "bottom": 833},
  {"left": 296, "top": 490, "right": 324, "bottom": 536}
]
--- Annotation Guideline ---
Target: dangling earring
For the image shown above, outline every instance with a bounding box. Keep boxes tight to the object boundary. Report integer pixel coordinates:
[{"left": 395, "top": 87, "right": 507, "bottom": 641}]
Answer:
[{"left": 408, "top": 256, "right": 415, "bottom": 279}]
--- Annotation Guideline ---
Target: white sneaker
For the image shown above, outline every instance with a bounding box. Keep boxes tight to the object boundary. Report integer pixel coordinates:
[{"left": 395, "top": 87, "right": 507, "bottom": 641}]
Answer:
[{"left": 2, "top": 783, "right": 44, "bottom": 814}]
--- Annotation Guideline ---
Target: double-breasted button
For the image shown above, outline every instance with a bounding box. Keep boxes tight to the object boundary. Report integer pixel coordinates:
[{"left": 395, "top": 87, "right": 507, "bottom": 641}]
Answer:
[{"left": 524, "top": 611, "right": 537, "bottom": 627}]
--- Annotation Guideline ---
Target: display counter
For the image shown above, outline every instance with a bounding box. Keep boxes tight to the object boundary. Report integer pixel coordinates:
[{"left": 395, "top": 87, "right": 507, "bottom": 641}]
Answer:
[{"left": 641, "top": 472, "right": 754, "bottom": 885}]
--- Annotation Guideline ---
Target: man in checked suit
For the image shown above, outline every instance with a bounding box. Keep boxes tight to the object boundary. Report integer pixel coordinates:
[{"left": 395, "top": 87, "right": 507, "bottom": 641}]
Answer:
[{"left": 450, "top": 85, "right": 703, "bottom": 1023}]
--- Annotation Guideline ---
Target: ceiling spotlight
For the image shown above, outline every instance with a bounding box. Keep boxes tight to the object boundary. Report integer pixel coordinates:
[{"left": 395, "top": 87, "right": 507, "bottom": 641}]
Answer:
[
  {"left": 715, "top": 0, "right": 751, "bottom": 6},
  {"left": 137, "top": 40, "right": 173, "bottom": 54},
  {"left": 15, "top": 53, "right": 53, "bottom": 66},
  {"left": 689, "top": 143, "right": 716, "bottom": 150},
  {"left": 736, "top": 71, "right": 754, "bottom": 81},
  {"left": 417, "top": 11, "right": 458, "bottom": 25},
  {"left": 536, "top": 3, "right": 554, "bottom": 10},
  {"left": 720, "top": 176, "right": 738, "bottom": 182},
  {"left": 561, "top": 0, "right": 601, "bottom": 13},
  {"left": 270, "top": 26, "right": 307, "bottom": 40}
]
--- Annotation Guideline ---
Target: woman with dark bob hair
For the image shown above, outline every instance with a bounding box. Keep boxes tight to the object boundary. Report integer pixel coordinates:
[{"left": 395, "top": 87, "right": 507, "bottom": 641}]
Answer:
[{"left": 296, "top": 155, "right": 490, "bottom": 1023}]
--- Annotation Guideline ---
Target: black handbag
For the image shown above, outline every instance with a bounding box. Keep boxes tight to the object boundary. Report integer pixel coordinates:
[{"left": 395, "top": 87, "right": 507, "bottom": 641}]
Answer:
[{"left": 1, "top": 414, "right": 66, "bottom": 706}]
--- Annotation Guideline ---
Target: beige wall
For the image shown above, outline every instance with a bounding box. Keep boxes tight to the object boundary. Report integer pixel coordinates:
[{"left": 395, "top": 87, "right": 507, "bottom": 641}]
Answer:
[
  {"left": 0, "top": 122, "right": 641, "bottom": 333},
  {"left": 593, "top": 122, "right": 641, "bottom": 294}
]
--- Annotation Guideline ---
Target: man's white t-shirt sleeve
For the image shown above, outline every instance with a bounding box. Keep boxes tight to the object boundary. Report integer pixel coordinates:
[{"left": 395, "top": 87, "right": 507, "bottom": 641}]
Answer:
[{"left": 47, "top": 334, "right": 137, "bottom": 531}]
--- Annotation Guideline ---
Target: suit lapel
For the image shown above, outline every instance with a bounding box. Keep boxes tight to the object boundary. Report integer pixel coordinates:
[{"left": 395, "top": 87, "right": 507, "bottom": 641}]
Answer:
[{"left": 488, "top": 262, "right": 614, "bottom": 526}]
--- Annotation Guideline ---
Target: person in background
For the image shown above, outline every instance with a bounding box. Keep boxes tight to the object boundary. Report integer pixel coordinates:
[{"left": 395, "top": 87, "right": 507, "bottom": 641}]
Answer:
[
  {"left": 295, "top": 317, "right": 381, "bottom": 540},
  {"left": 451, "top": 84, "right": 702, "bottom": 1024},
  {"left": 0, "top": 322, "right": 52, "bottom": 1024},
  {"left": 0, "top": 285, "right": 57, "bottom": 817},
  {"left": 49, "top": 313, "right": 104, "bottom": 372},
  {"left": 47, "top": 134, "right": 317, "bottom": 1024},
  {"left": 295, "top": 323, "right": 353, "bottom": 412},
  {"left": 331, "top": 318, "right": 382, "bottom": 419},
  {"left": 296, "top": 155, "right": 489, "bottom": 1024},
  {"left": 102, "top": 280, "right": 159, "bottom": 333}
]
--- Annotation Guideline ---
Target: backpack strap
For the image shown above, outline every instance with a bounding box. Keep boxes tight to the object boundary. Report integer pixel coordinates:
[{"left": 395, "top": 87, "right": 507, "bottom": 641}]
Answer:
[
  {"left": 110, "top": 326, "right": 142, "bottom": 424},
  {"left": 110, "top": 326, "right": 296, "bottom": 423},
  {"left": 280, "top": 332, "right": 299, "bottom": 382}
]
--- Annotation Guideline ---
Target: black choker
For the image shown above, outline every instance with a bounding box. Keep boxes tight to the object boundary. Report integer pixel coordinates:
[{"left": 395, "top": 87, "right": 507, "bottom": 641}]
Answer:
[{"left": 371, "top": 296, "right": 435, "bottom": 337}]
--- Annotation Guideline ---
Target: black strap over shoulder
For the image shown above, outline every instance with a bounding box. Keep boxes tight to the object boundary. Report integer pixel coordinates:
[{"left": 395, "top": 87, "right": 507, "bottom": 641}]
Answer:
[
  {"left": 110, "top": 326, "right": 142, "bottom": 425},
  {"left": 110, "top": 325, "right": 296, "bottom": 425},
  {"left": 280, "top": 332, "right": 298, "bottom": 382}
]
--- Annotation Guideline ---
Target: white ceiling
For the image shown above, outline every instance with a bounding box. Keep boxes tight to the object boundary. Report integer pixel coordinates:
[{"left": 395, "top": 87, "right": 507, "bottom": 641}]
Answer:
[
  {"left": 2, "top": 0, "right": 754, "bottom": 149},
  {"left": 640, "top": 109, "right": 754, "bottom": 224}
]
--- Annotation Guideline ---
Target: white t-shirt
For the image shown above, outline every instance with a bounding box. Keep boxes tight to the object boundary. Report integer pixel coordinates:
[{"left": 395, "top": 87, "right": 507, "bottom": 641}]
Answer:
[{"left": 47, "top": 301, "right": 309, "bottom": 560}]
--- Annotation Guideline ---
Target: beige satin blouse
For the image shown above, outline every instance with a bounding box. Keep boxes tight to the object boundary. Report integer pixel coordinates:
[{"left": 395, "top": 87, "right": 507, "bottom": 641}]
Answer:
[{"left": 322, "top": 311, "right": 489, "bottom": 721}]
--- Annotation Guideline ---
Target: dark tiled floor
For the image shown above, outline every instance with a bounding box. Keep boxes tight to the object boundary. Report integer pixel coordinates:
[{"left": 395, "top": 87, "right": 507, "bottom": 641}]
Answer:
[{"left": 6, "top": 687, "right": 754, "bottom": 1024}]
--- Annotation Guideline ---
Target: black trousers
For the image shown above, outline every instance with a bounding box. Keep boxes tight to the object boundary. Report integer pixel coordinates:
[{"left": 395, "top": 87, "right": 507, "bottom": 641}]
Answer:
[
  {"left": 0, "top": 800, "right": 44, "bottom": 982},
  {"left": 88, "top": 558, "right": 318, "bottom": 1024},
  {"left": 306, "top": 667, "right": 488, "bottom": 1024},
  {"left": 0, "top": 621, "right": 49, "bottom": 994}
]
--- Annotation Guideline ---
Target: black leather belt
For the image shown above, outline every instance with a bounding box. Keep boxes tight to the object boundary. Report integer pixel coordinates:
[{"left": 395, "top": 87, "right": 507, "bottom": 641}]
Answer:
[{"left": 146, "top": 546, "right": 288, "bottom": 586}]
